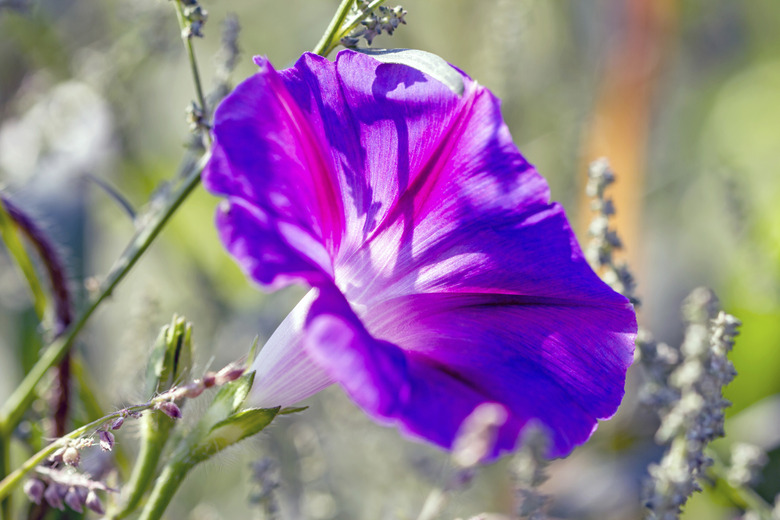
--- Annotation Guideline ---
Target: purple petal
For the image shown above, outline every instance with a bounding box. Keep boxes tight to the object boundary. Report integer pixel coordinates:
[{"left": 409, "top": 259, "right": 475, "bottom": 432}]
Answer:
[
  {"left": 204, "top": 51, "right": 550, "bottom": 294},
  {"left": 302, "top": 286, "right": 634, "bottom": 458},
  {"left": 364, "top": 291, "right": 635, "bottom": 457},
  {"left": 215, "top": 198, "right": 333, "bottom": 290}
]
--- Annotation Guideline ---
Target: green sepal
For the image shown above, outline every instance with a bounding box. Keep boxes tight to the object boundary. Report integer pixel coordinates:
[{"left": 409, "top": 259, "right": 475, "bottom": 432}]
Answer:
[
  {"left": 279, "top": 406, "right": 309, "bottom": 415},
  {"left": 145, "top": 315, "right": 193, "bottom": 396},
  {"left": 189, "top": 407, "right": 280, "bottom": 463},
  {"left": 199, "top": 371, "right": 255, "bottom": 427}
]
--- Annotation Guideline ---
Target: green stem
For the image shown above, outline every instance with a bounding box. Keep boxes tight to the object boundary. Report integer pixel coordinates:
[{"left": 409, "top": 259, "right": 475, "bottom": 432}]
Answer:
[
  {"left": 137, "top": 459, "right": 192, "bottom": 520},
  {"left": 0, "top": 404, "right": 152, "bottom": 502},
  {"left": 71, "top": 355, "right": 132, "bottom": 477},
  {"left": 0, "top": 432, "right": 10, "bottom": 520},
  {"left": 111, "top": 412, "right": 175, "bottom": 519},
  {"left": 0, "top": 153, "right": 209, "bottom": 437},
  {"left": 313, "top": 0, "right": 355, "bottom": 56},
  {"left": 313, "top": 0, "right": 389, "bottom": 57},
  {"left": 173, "top": 0, "right": 212, "bottom": 147}
]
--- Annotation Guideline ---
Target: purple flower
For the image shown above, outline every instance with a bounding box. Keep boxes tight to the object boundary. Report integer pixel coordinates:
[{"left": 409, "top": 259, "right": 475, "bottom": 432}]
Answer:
[{"left": 203, "top": 50, "right": 637, "bottom": 459}]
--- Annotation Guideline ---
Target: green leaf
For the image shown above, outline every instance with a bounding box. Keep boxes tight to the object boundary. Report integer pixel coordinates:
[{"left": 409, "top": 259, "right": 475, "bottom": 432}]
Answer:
[
  {"left": 0, "top": 197, "right": 47, "bottom": 319},
  {"left": 357, "top": 48, "right": 465, "bottom": 96}
]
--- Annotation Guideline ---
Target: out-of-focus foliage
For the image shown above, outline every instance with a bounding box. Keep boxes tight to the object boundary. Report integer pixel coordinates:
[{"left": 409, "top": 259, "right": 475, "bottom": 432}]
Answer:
[{"left": 1, "top": 1, "right": 779, "bottom": 519}]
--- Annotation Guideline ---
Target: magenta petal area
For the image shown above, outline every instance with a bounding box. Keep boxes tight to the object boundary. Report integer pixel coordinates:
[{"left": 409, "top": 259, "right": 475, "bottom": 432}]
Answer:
[
  {"left": 304, "top": 286, "right": 634, "bottom": 459},
  {"left": 303, "top": 286, "right": 510, "bottom": 454}
]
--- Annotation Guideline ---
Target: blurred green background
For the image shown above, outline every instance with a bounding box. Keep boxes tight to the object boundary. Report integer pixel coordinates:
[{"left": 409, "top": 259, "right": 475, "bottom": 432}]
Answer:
[{"left": 1, "top": 0, "right": 779, "bottom": 518}]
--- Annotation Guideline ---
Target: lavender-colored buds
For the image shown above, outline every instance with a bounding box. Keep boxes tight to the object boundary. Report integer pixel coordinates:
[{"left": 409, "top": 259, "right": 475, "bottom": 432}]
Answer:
[
  {"left": 98, "top": 430, "right": 115, "bottom": 451},
  {"left": 43, "top": 483, "right": 66, "bottom": 510},
  {"left": 215, "top": 364, "right": 245, "bottom": 386},
  {"left": 110, "top": 416, "right": 125, "bottom": 430},
  {"left": 64, "top": 487, "right": 84, "bottom": 513},
  {"left": 156, "top": 401, "right": 183, "bottom": 419},
  {"left": 23, "top": 478, "right": 45, "bottom": 505},
  {"left": 85, "top": 489, "right": 106, "bottom": 515}
]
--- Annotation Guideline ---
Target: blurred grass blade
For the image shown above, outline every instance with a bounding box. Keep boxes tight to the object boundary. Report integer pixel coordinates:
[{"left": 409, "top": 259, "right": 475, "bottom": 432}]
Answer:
[{"left": 0, "top": 195, "right": 46, "bottom": 319}]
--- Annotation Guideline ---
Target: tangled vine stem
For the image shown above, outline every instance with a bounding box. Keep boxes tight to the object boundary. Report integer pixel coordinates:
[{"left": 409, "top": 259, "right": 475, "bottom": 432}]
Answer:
[{"left": 0, "top": 152, "right": 209, "bottom": 438}]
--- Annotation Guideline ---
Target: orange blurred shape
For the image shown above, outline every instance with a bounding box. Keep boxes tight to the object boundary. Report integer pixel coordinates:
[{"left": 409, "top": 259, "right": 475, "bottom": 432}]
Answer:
[{"left": 581, "top": 0, "right": 677, "bottom": 285}]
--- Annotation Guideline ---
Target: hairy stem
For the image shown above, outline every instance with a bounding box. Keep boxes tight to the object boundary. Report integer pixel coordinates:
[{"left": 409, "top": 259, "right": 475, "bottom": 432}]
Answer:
[
  {"left": 137, "top": 459, "right": 191, "bottom": 520},
  {"left": 111, "top": 411, "right": 175, "bottom": 519}
]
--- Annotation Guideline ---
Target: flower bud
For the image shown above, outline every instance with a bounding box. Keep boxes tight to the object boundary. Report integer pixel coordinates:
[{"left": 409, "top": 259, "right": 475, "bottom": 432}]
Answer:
[
  {"left": 203, "top": 372, "right": 217, "bottom": 388},
  {"left": 62, "top": 446, "right": 80, "bottom": 466},
  {"left": 215, "top": 364, "right": 245, "bottom": 386},
  {"left": 98, "top": 430, "right": 115, "bottom": 451},
  {"left": 23, "top": 479, "right": 45, "bottom": 505},
  {"left": 50, "top": 447, "right": 66, "bottom": 463},
  {"left": 182, "top": 381, "right": 205, "bottom": 398},
  {"left": 146, "top": 316, "right": 194, "bottom": 396},
  {"left": 44, "top": 483, "right": 66, "bottom": 510},
  {"left": 85, "top": 489, "right": 105, "bottom": 515},
  {"left": 157, "top": 401, "right": 182, "bottom": 419},
  {"left": 64, "top": 487, "right": 84, "bottom": 513},
  {"left": 111, "top": 416, "right": 125, "bottom": 430}
]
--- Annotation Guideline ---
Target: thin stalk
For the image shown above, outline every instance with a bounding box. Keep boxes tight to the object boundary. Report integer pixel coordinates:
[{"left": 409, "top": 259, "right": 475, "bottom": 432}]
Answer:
[
  {"left": 111, "top": 411, "right": 175, "bottom": 519},
  {"left": 0, "top": 153, "right": 209, "bottom": 436},
  {"left": 173, "top": 0, "right": 212, "bottom": 147},
  {"left": 313, "top": 0, "right": 355, "bottom": 56},
  {"left": 334, "top": 0, "right": 387, "bottom": 48},
  {"left": 0, "top": 433, "right": 9, "bottom": 520}
]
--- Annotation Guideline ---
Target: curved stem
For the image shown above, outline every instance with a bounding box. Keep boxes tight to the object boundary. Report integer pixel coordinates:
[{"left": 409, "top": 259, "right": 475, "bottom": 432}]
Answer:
[
  {"left": 0, "top": 196, "right": 47, "bottom": 319},
  {"left": 0, "top": 153, "right": 209, "bottom": 436}
]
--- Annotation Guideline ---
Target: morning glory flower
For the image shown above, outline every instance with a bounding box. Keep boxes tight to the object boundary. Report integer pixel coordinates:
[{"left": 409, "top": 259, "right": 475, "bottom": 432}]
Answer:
[{"left": 203, "top": 50, "right": 637, "bottom": 459}]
